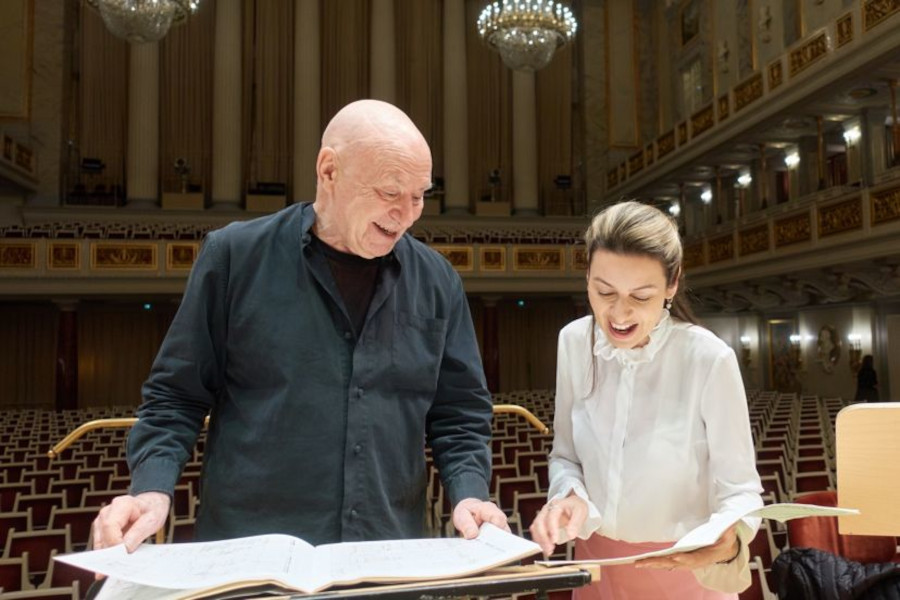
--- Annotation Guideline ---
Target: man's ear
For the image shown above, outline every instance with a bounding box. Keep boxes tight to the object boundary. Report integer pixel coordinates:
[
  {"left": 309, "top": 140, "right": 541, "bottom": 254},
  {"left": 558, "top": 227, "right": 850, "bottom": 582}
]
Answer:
[{"left": 316, "top": 147, "right": 338, "bottom": 189}]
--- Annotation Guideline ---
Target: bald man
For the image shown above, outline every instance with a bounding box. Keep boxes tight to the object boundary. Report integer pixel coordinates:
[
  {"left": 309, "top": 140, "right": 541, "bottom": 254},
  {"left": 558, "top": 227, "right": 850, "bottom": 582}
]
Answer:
[{"left": 92, "top": 100, "right": 507, "bottom": 551}]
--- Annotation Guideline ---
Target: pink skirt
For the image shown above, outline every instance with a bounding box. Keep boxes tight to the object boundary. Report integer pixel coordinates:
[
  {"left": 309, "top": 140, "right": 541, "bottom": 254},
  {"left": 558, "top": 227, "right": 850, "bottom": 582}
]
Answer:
[{"left": 573, "top": 535, "right": 738, "bottom": 600}]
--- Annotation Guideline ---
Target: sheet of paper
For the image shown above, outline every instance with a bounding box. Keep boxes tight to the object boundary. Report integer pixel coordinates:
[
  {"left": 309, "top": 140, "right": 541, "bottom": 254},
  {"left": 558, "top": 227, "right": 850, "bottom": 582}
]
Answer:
[
  {"left": 537, "top": 502, "right": 860, "bottom": 567},
  {"left": 56, "top": 534, "right": 311, "bottom": 590},
  {"left": 57, "top": 524, "right": 541, "bottom": 594}
]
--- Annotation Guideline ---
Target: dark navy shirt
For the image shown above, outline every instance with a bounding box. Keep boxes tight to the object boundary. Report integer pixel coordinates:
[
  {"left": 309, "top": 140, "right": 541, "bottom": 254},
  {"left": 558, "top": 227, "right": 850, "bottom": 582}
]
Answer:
[{"left": 127, "top": 203, "right": 493, "bottom": 544}]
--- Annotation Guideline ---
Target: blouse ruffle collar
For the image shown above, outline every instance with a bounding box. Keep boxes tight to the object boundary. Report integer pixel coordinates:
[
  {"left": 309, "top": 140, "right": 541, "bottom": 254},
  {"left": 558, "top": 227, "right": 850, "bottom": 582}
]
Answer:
[{"left": 592, "top": 310, "right": 674, "bottom": 366}]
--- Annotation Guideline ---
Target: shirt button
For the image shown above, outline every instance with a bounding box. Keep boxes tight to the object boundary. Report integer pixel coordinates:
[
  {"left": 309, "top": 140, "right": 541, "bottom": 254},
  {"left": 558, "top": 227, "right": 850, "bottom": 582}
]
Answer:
[
  {"left": 357, "top": 388, "right": 364, "bottom": 398},
  {"left": 353, "top": 444, "right": 362, "bottom": 455},
  {"left": 344, "top": 331, "right": 352, "bottom": 340},
  {"left": 350, "top": 508, "right": 358, "bottom": 519}
]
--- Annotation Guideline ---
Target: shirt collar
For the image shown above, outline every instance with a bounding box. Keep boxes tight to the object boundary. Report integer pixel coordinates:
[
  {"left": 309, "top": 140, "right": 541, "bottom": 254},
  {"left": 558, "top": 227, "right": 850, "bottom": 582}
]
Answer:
[
  {"left": 592, "top": 310, "right": 674, "bottom": 365},
  {"left": 298, "top": 202, "right": 403, "bottom": 265}
]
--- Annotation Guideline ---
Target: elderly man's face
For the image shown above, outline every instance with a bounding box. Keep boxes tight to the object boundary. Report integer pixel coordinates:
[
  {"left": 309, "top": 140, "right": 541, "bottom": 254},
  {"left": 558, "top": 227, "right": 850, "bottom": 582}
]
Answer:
[{"left": 330, "top": 146, "right": 432, "bottom": 258}]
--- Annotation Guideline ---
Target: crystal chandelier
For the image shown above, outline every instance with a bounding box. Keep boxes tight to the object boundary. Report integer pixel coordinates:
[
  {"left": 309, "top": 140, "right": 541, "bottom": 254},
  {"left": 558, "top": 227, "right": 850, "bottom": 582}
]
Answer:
[
  {"left": 477, "top": 0, "right": 577, "bottom": 72},
  {"left": 86, "top": 0, "right": 199, "bottom": 44}
]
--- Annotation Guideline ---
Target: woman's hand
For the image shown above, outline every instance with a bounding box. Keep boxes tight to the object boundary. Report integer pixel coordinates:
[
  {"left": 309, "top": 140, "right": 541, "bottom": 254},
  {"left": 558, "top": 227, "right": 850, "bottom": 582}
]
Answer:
[
  {"left": 528, "top": 494, "right": 589, "bottom": 557},
  {"left": 636, "top": 524, "right": 740, "bottom": 571}
]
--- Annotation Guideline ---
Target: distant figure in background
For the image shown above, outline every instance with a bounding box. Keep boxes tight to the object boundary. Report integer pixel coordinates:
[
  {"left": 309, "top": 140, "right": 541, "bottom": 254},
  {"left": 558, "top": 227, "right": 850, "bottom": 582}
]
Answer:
[{"left": 854, "top": 355, "right": 879, "bottom": 402}]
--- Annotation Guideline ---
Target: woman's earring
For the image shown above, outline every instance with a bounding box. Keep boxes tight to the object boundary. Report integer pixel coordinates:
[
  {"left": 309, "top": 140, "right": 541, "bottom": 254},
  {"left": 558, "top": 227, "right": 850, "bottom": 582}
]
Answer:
[{"left": 664, "top": 298, "right": 673, "bottom": 310}]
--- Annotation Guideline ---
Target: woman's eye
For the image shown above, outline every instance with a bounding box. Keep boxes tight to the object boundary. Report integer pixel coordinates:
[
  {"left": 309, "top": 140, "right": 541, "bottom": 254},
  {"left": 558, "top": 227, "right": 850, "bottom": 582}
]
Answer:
[{"left": 632, "top": 297, "right": 650, "bottom": 303}]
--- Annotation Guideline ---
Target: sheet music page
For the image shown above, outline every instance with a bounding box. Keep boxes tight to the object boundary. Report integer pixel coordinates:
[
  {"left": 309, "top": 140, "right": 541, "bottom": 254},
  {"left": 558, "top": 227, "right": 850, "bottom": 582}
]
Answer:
[
  {"left": 538, "top": 502, "right": 860, "bottom": 567},
  {"left": 307, "top": 523, "right": 542, "bottom": 590},
  {"left": 92, "top": 577, "right": 193, "bottom": 600},
  {"left": 56, "top": 534, "right": 314, "bottom": 590}
]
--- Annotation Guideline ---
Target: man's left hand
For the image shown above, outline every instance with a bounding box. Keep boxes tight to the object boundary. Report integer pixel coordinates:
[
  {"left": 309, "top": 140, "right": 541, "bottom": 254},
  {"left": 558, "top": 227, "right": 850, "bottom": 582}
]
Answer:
[{"left": 452, "top": 498, "right": 510, "bottom": 539}]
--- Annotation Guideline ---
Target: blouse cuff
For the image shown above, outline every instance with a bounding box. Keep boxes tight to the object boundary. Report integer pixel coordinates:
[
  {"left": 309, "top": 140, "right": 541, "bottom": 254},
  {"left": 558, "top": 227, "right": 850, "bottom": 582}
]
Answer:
[{"left": 551, "top": 482, "right": 603, "bottom": 541}]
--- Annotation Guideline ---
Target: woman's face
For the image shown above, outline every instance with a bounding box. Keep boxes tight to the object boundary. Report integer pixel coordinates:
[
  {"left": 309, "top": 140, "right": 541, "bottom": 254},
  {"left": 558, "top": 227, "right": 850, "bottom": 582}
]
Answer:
[{"left": 587, "top": 249, "right": 678, "bottom": 349}]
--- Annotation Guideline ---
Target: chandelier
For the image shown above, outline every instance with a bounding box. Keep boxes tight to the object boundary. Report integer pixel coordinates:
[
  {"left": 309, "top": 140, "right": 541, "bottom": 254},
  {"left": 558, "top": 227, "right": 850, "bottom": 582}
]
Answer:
[
  {"left": 477, "top": 0, "right": 577, "bottom": 72},
  {"left": 86, "top": 0, "right": 199, "bottom": 44}
]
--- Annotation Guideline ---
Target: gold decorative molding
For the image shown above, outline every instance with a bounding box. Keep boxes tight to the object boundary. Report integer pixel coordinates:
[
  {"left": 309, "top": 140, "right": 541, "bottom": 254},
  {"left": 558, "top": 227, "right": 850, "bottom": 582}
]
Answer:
[
  {"left": 708, "top": 235, "right": 735, "bottom": 263},
  {"left": 619, "top": 163, "right": 627, "bottom": 183},
  {"left": 818, "top": 197, "right": 863, "bottom": 237},
  {"left": 0, "top": 242, "right": 35, "bottom": 268},
  {"left": 677, "top": 121, "right": 688, "bottom": 146},
  {"left": 479, "top": 246, "right": 507, "bottom": 272},
  {"left": 774, "top": 213, "right": 812, "bottom": 247},
  {"left": 90, "top": 243, "right": 157, "bottom": 270},
  {"left": 767, "top": 59, "right": 784, "bottom": 91},
  {"left": 431, "top": 245, "right": 473, "bottom": 272},
  {"left": 734, "top": 73, "right": 764, "bottom": 112},
  {"left": 690, "top": 105, "right": 715, "bottom": 138},
  {"left": 607, "top": 167, "right": 619, "bottom": 188},
  {"left": 835, "top": 12, "right": 853, "bottom": 47},
  {"left": 871, "top": 185, "right": 900, "bottom": 225},
  {"left": 571, "top": 247, "right": 588, "bottom": 271},
  {"left": 657, "top": 130, "right": 676, "bottom": 159},
  {"left": 683, "top": 242, "right": 705, "bottom": 269},
  {"left": 717, "top": 94, "right": 730, "bottom": 121},
  {"left": 166, "top": 243, "right": 199, "bottom": 271},
  {"left": 788, "top": 30, "right": 829, "bottom": 77},
  {"left": 628, "top": 149, "right": 644, "bottom": 176},
  {"left": 513, "top": 247, "right": 564, "bottom": 271},
  {"left": 863, "top": 0, "right": 900, "bottom": 32},
  {"left": 48, "top": 242, "right": 80, "bottom": 269},
  {"left": 739, "top": 225, "right": 770, "bottom": 256},
  {"left": 644, "top": 143, "right": 655, "bottom": 167}
]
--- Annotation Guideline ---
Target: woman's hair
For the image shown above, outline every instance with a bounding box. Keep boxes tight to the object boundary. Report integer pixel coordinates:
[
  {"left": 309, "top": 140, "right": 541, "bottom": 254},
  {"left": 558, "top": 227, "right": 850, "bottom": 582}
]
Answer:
[
  {"left": 584, "top": 200, "right": 698, "bottom": 324},
  {"left": 862, "top": 354, "right": 874, "bottom": 370}
]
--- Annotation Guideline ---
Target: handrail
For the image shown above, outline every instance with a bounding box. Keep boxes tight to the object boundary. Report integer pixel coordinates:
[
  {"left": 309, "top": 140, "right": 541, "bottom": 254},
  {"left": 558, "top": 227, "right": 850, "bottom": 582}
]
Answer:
[{"left": 48, "top": 405, "right": 548, "bottom": 459}]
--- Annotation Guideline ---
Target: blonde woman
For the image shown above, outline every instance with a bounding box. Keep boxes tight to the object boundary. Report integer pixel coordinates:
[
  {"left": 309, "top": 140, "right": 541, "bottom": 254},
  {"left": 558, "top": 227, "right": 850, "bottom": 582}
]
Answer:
[{"left": 530, "top": 201, "right": 763, "bottom": 599}]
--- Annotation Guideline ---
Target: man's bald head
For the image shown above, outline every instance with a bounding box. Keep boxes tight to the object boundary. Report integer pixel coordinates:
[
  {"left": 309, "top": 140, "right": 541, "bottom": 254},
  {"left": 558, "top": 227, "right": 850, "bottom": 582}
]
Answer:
[{"left": 321, "top": 99, "right": 430, "bottom": 160}]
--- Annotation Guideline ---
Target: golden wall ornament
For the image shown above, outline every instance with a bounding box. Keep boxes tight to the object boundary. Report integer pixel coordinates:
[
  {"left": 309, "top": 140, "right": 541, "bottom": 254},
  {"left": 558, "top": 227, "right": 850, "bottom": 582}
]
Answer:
[
  {"left": 734, "top": 73, "right": 764, "bottom": 112},
  {"left": 166, "top": 243, "right": 199, "bottom": 271},
  {"left": 690, "top": 105, "right": 715, "bottom": 137},
  {"left": 718, "top": 94, "right": 730, "bottom": 121},
  {"left": 818, "top": 197, "right": 863, "bottom": 237},
  {"left": 739, "top": 224, "right": 770, "bottom": 256},
  {"left": 871, "top": 185, "right": 900, "bottom": 224},
  {"left": 571, "top": 247, "right": 587, "bottom": 271},
  {"left": 836, "top": 12, "right": 853, "bottom": 47},
  {"left": 788, "top": 31, "right": 829, "bottom": 77},
  {"left": 708, "top": 235, "right": 735, "bottom": 263},
  {"left": 48, "top": 243, "right": 81, "bottom": 269},
  {"left": 863, "top": 0, "right": 900, "bottom": 31},
  {"left": 90, "top": 243, "right": 157, "bottom": 270},
  {"left": 774, "top": 213, "right": 812, "bottom": 247},
  {"left": 628, "top": 149, "right": 644, "bottom": 176},
  {"left": 479, "top": 246, "right": 507, "bottom": 271},
  {"left": 513, "top": 247, "right": 564, "bottom": 271},
  {"left": 657, "top": 130, "right": 676, "bottom": 159},
  {"left": 431, "top": 245, "right": 473, "bottom": 272},
  {"left": 607, "top": 168, "right": 619, "bottom": 188},
  {"left": 677, "top": 121, "right": 689, "bottom": 146},
  {"left": 683, "top": 243, "right": 705, "bottom": 269},
  {"left": 767, "top": 59, "right": 784, "bottom": 90},
  {"left": 0, "top": 242, "right": 35, "bottom": 268}
]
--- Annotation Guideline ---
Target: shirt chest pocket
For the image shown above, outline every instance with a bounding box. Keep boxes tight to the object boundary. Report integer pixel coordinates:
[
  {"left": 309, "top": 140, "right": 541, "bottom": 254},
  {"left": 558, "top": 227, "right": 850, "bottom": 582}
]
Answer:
[{"left": 391, "top": 311, "right": 447, "bottom": 392}]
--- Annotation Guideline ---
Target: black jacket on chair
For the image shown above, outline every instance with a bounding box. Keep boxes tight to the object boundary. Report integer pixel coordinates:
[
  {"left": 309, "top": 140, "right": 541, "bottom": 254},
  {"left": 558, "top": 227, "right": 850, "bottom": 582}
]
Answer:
[{"left": 773, "top": 547, "right": 900, "bottom": 600}]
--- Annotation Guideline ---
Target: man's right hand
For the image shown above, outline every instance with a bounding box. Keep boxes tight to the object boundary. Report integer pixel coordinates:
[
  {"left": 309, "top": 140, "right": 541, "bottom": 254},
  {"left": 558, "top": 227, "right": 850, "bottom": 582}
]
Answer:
[{"left": 92, "top": 491, "right": 171, "bottom": 553}]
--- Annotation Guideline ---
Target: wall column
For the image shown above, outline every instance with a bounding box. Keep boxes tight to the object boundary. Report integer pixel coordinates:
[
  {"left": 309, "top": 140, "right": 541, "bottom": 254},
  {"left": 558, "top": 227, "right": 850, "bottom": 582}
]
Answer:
[
  {"left": 294, "top": 0, "right": 321, "bottom": 203},
  {"left": 370, "top": 0, "right": 396, "bottom": 103},
  {"left": 512, "top": 70, "right": 539, "bottom": 215},
  {"left": 126, "top": 43, "right": 159, "bottom": 208},
  {"left": 211, "top": 0, "right": 243, "bottom": 209},
  {"left": 442, "top": 0, "right": 469, "bottom": 214},
  {"left": 482, "top": 296, "right": 501, "bottom": 393},
  {"left": 54, "top": 301, "right": 78, "bottom": 411}
]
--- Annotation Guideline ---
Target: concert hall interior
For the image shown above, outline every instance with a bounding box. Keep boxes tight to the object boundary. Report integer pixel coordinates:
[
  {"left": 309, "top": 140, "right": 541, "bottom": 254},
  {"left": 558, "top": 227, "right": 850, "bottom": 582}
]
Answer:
[{"left": 1, "top": 1, "right": 899, "bottom": 598}]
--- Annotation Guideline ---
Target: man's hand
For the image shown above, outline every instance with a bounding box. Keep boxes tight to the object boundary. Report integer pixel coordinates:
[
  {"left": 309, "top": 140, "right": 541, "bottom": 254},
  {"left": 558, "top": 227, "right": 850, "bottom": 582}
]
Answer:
[
  {"left": 92, "top": 491, "right": 171, "bottom": 552},
  {"left": 528, "top": 495, "right": 588, "bottom": 557},
  {"left": 452, "top": 498, "right": 510, "bottom": 539},
  {"left": 636, "top": 524, "right": 740, "bottom": 571}
]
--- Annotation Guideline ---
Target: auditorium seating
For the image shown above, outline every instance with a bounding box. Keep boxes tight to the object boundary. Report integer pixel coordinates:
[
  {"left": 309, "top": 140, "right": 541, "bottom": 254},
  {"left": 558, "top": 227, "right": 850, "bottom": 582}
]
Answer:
[{"left": 0, "top": 390, "right": 878, "bottom": 598}]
